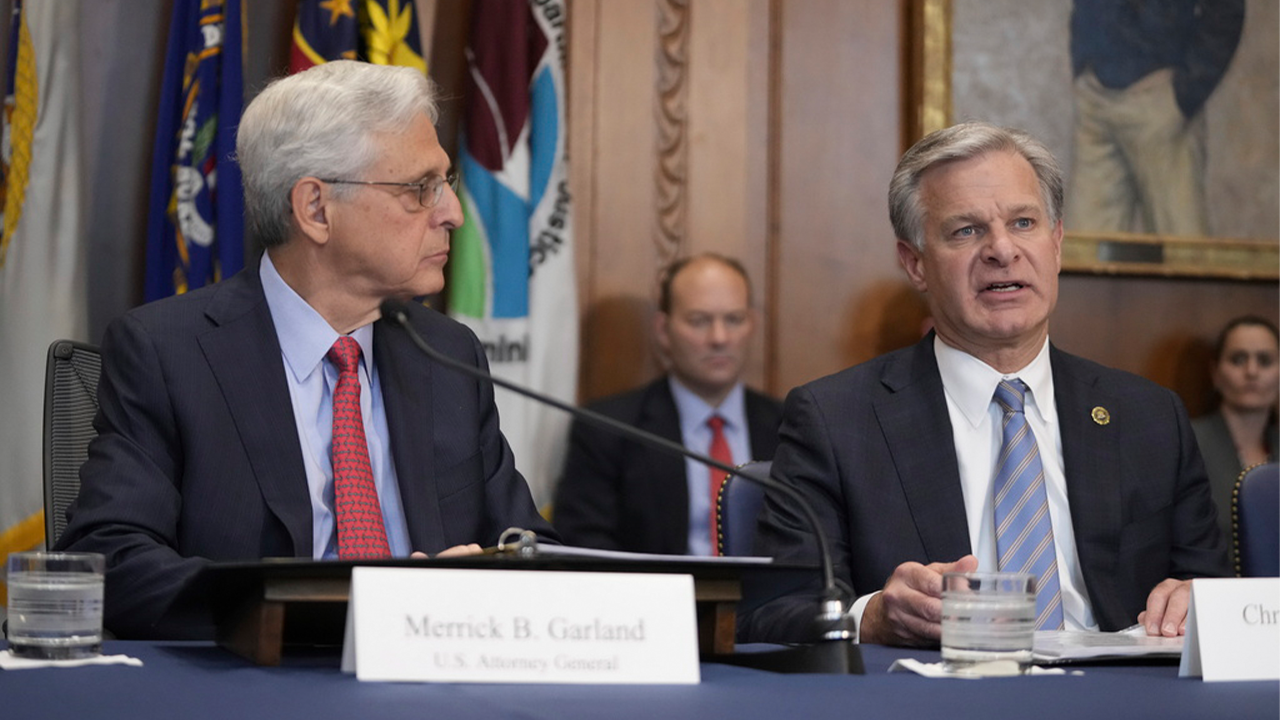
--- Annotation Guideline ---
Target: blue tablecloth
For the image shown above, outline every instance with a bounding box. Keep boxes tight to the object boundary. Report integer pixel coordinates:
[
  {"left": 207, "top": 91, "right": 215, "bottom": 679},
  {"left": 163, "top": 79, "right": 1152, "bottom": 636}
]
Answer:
[{"left": 2, "top": 641, "right": 1275, "bottom": 719}]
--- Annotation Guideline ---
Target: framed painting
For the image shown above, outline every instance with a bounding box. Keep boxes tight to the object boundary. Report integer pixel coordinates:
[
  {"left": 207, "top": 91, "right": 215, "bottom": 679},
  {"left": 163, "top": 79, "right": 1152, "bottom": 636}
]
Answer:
[{"left": 905, "top": 0, "right": 1279, "bottom": 281}]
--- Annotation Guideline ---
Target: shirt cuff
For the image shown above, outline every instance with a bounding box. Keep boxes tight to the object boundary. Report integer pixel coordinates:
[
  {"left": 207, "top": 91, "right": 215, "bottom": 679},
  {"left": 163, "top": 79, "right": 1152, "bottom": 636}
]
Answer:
[{"left": 848, "top": 591, "right": 877, "bottom": 644}]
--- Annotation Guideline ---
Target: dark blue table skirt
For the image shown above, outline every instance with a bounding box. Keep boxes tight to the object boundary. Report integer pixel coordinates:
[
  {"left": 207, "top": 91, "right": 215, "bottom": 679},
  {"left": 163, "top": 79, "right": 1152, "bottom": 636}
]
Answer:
[{"left": 2, "top": 641, "right": 1275, "bottom": 719}]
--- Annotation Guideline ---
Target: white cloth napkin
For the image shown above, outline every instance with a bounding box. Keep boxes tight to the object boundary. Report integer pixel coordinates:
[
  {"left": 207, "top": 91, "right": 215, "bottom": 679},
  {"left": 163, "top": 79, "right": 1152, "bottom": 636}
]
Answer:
[
  {"left": 889, "top": 657, "right": 1077, "bottom": 678},
  {"left": 0, "top": 650, "right": 143, "bottom": 670}
]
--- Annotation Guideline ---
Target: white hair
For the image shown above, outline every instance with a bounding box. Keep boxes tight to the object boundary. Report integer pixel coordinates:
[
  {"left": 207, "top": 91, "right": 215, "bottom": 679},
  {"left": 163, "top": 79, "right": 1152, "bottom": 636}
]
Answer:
[
  {"left": 888, "top": 121, "right": 1064, "bottom": 249},
  {"left": 236, "top": 61, "right": 439, "bottom": 248}
]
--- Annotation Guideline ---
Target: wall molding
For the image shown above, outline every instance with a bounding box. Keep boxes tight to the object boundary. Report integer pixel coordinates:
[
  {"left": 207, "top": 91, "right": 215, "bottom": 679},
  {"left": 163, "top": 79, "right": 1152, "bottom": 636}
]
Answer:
[{"left": 655, "top": 0, "right": 689, "bottom": 263}]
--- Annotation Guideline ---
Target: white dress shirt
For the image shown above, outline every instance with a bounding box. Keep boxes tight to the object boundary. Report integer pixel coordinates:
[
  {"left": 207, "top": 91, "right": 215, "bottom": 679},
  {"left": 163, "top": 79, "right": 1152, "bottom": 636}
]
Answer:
[{"left": 851, "top": 336, "right": 1098, "bottom": 638}]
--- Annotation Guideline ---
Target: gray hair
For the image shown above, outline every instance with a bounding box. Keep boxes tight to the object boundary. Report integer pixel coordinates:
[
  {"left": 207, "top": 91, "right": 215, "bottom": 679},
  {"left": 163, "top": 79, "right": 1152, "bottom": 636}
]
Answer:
[
  {"left": 888, "top": 121, "right": 1064, "bottom": 249},
  {"left": 236, "top": 60, "right": 439, "bottom": 248}
]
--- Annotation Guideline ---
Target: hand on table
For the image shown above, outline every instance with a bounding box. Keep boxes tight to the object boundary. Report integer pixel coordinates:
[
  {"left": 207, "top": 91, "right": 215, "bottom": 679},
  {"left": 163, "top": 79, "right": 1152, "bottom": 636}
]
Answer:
[
  {"left": 859, "top": 554, "right": 978, "bottom": 647},
  {"left": 1138, "top": 578, "right": 1193, "bottom": 637},
  {"left": 409, "top": 544, "right": 484, "bottom": 559}
]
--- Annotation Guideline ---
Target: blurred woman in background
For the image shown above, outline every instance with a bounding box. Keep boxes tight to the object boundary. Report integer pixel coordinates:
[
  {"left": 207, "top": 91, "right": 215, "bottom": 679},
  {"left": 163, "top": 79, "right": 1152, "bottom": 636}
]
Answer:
[{"left": 1192, "top": 316, "right": 1279, "bottom": 541}]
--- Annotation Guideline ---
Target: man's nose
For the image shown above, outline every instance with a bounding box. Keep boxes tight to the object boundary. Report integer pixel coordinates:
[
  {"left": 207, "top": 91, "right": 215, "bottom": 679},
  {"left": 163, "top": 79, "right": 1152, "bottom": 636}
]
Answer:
[
  {"left": 982, "top": 227, "right": 1019, "bottom": 264},
  {"left": 436, "top": 181, "right": 465, "bottom": 230},
  {"left": 708, "top": 319, "right": 729, "bottom": 344}
]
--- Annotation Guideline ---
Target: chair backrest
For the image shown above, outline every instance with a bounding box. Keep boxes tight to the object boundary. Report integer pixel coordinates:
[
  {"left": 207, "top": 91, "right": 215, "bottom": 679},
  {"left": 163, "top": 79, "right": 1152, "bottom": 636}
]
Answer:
[
  {"left": 1234, "top": 462, "right": 1279, "bottom": 577},
  {"left": 43, "top": 339, "right": 102, "bottom": 547},
  {"left": 716, "top": 460, "right": 771, "bottom": 556}
]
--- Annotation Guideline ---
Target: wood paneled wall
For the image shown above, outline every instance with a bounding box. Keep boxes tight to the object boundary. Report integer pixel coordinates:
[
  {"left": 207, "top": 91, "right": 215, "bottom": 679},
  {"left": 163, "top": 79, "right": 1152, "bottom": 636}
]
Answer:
[{"left": 567, "top": 0, "right": 1278, "bottom": 407}]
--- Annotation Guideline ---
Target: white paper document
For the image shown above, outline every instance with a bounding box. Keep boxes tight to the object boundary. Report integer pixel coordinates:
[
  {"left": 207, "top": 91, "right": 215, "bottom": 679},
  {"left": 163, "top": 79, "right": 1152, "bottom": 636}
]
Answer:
[
  {"left": 1032, "top": 626, "right": 1183, "bottom": 664},
  {"left": 527, "top": 543, "right": 773, "bottom": 565},
  {"left": 889, "top": 658, "right": 1072, "bottom": 678},
  {"left": 0, "top": 651, "right": 143, "bottom": 670}
]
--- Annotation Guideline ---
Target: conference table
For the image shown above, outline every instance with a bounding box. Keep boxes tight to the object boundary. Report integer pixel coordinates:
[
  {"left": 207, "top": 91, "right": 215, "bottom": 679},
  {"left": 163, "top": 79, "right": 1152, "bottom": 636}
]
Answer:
[{"left": 3, "top": 640, "right": 1275, "bottom": 719}]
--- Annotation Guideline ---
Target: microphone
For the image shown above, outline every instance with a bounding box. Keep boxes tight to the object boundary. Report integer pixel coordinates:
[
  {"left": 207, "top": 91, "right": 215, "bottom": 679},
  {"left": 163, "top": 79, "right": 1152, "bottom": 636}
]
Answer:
[{"left": 379, "top": 299, "right": 858, "bottom": 659}]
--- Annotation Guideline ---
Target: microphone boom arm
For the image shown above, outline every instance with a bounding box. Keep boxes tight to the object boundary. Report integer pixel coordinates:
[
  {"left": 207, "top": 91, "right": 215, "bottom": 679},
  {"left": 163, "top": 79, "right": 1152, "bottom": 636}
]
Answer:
[{"left": 380, "top": 299, "right": 848, "bottom": 638}]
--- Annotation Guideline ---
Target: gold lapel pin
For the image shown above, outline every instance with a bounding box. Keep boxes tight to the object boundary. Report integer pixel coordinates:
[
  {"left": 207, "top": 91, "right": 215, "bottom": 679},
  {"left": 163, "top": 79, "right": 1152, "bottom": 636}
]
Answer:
[{"left": 1091, "top": 406, "right": 1110, "bottom": 426}]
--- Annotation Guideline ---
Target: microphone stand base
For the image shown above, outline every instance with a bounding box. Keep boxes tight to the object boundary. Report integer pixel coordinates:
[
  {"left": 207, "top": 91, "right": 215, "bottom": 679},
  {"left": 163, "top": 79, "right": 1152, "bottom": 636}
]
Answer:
[{"left": 704, "top": 641, "right": 864, "bottom": 675}]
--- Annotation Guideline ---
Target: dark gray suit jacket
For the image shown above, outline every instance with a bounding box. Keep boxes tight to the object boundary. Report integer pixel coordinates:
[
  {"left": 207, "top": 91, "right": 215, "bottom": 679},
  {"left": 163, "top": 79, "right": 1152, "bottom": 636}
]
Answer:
[
  {"left": 553, "top": 377, "right": 783, "bottom": 554},
  {"left": 1191, "top": 411, "right": 1279, "bottom": 541},
  {"left": 56, "top": 267, "right": 556, "bottom": 639},
  {"left": 740, "top": 335, "right": 1229, "bottom": 642}
]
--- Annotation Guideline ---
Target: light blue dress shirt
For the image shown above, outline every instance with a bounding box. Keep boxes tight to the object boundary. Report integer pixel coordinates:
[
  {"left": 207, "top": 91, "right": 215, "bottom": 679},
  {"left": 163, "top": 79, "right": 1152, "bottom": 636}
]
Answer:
[
  {"left": 259, "top": 253, "right": 411, "bottom": 558},
  {"left": 669, "top": 377, "right": 751, "bottom": 556}
]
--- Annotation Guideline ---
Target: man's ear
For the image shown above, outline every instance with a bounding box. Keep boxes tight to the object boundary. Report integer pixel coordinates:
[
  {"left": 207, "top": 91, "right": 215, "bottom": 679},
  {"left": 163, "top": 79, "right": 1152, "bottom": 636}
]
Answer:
[
  {"left": 653, "top": 311, "right": 672, "bottom": 355},
  {"left": 290, "top": 177, "right": 331, "bottom": 245},
  {"left": 1050, "top": 218, "right": 1064, "bottom": 273},
  {"left": 896, "top": 239, "right": 929, "bottom": 293}
]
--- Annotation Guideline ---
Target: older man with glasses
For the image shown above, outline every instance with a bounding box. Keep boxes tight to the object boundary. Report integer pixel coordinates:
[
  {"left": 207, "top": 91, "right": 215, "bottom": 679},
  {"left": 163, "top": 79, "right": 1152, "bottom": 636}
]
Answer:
[{"left": 55, "top": 61, "right": 557, "bottom": 640}]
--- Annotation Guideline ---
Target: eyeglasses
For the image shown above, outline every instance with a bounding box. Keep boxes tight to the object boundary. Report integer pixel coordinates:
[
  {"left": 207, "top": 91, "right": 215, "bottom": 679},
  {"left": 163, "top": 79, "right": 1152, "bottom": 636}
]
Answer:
[{"left": 318, "top": 172, "right": 459, "bottom": 209}]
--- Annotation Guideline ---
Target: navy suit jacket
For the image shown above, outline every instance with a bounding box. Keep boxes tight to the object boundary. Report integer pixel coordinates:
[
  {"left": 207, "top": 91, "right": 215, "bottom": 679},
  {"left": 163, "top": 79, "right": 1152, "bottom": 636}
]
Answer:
[
  {"left": 740, "top": 335, "right": 1229, "bottom": 642},
  {"left": 56, "top": 267, "right": 556, "bottom": 639},
  {"left": 553, "top": 377, "right": 783, "bottom": 554}
]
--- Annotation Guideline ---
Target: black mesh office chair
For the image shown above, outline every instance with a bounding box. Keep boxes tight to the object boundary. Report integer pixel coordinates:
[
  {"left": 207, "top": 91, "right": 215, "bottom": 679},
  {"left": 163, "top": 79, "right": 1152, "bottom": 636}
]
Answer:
[
  {"left": 43, "top": 339, "right": 101, "bottom": 547},
  {"left": 716, "top": 460, "right": 771, "bottom": 556}
]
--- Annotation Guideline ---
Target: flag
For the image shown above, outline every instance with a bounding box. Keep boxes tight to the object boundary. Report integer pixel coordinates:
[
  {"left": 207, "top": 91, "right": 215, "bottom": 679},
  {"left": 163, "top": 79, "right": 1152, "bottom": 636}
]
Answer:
[
  {"left": 143, "top": 0, "right": 245, "bottom": 302},
  {"left": 450, "top": 0, "right": 577, "bottom": 508},
  {"left": 0, "top": 0, "right": 88, "bottom": 584},
  {"left": 363, "top": 0, "right": 427, "bottom": 70},
  {"left": 289, "top": 0, "right": 358, "bottom": 72},
  {"left": 290, "top": 0, "right": 426, "bottom": 74}
]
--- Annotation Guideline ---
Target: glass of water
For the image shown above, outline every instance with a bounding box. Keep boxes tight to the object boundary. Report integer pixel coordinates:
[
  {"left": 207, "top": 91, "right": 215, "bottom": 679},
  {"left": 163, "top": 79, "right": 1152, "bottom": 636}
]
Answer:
[
  {"left": 5, "top": 551, "right": 105, "bottom": 660},
  {"left": 941, "top": 571, "right": 1036, "bottom": 676}
]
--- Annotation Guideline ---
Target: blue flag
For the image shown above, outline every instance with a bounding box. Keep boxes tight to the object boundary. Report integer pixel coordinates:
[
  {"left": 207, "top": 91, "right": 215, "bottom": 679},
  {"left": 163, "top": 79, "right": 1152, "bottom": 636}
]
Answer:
[
  {"left": 144, "top": 0, "right": 244, "bottom": 301},
  {"left": 290, "top": 0, "right": 425, "bottom": 74},
  {"left": 289, "top": 0, "right": 358, "bottom": 72}
]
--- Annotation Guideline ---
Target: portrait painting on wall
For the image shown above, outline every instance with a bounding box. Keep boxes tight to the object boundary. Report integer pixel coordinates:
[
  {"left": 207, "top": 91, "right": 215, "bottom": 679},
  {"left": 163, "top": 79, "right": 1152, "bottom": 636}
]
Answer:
[{"left": 914, "top": 0, "right": 1279, "bottom": 279}]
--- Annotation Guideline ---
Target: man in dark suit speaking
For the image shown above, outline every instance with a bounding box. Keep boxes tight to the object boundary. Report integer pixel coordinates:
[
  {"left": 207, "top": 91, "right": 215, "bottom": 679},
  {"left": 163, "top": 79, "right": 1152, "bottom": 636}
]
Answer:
[
  {"left": 741, "top": 122, "right": 1228, "bottom": 646},
  {"left": 554, "top": 254, "right": 782, "bottom": 555},
  {"left": 55, "top": 61, "right": 556, "bottom": 639}
]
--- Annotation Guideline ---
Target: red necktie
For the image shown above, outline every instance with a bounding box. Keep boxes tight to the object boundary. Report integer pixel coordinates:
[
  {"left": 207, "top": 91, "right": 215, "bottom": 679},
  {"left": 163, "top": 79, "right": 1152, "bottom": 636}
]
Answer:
[
  {"left": 327, "top": 336, "right": 391, "bottom": 559},
  {"left": 707, "top": 415, "right": 733, "bottom": 556}
]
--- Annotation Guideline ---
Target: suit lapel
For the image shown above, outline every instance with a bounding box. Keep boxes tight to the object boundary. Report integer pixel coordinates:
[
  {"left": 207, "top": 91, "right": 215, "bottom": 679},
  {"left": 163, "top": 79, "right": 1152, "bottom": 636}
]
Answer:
[
  {"left": 745, "top": 390, "right": 781, "bottom": 460},
  {"left": 873, "top": 337, "right": 972, "bottom": 561},
  {"left": 198, "top": 270, "right": 313, "bottom": 556},
  {"left": 1052, "top": 347, "right": 1123, "bottom": 625},
  {"left": 375, "top": 316, "right": 445, "bottom": 553},
  {"left": 640, "top": 379, "right": 691, "bottom": 552}
]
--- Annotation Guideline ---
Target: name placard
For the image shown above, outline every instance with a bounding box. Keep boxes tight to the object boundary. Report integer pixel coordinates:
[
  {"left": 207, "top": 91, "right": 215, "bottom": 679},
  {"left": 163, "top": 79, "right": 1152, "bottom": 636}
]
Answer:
[
  {"left": 1179, "top": 577, "right": 1280, "bottom": 682},
  {"left": 341, "top": 568, "right": 700, "bottom": 684}
]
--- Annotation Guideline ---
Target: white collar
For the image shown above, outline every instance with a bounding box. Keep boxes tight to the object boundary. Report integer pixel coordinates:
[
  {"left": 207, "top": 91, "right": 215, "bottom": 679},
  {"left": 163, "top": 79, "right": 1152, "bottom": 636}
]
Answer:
[{"left": 933, "top": 334, "right": 1055, "bottom": 428}]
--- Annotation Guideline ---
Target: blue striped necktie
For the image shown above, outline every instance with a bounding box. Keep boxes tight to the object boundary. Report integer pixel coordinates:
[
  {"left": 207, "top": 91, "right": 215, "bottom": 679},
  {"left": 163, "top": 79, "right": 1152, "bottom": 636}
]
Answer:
[{"left": 992, "top": 379, "right": 1064, "bottom": 630}]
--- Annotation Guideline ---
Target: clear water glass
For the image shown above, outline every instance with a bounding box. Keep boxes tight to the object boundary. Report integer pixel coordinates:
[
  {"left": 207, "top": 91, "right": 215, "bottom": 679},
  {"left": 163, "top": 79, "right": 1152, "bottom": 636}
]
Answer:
[
  {"left": 5, "top": 551, "right": 105, "bottom": 660},
  {"left": 941, "top": 571, "right": 1036, "bottom": 676}
]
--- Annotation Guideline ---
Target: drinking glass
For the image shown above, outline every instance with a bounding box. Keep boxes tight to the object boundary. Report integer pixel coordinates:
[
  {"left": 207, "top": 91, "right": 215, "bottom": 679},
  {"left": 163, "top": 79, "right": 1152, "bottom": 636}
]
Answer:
[
  {"left": 5, "top": 551, "right": 105, "bottom": 660},
  {"left": 940, "top": 571, "right": 1036, "bottom": 676}
]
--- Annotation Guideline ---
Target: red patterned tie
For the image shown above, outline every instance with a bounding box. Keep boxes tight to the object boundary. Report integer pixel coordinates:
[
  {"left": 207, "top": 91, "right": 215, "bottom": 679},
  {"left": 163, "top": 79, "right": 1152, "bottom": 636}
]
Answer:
[
  {"left": 707, "top": 415, "right": 733, "bottom": 556},
  {"left": 327, "top": 336, "right": 391, "bottom": 559}
]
